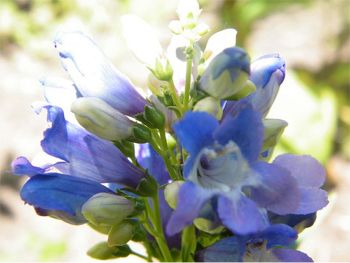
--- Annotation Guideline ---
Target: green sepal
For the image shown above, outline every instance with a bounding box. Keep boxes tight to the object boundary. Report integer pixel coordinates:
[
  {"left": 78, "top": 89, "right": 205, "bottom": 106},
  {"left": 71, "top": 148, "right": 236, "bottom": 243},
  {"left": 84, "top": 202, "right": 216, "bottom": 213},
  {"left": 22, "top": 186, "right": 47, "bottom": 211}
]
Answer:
[
  {"left": 144, "top": 105, "right": 165, "bottom": 129},
  {"left": 128, "top": 124, "right": 152, "bottom": 143},
  {"left": 157, "top": 92, "right": 175, "bottom": 107},
  {"left": 224, "top": 80, "right": 256, "bottom": 100},
  {"left": 136, "top": 174, "right": 159, "bottom": 197},
  {"left": 113, "top": 140, "right": 135, "bottom": 158},
  {"left": 197, "top": 231, "right": 223, "bottom": 249},
  {"left": 87, "top": 242, "right": 131, "bottom": 260},
  {"left": 131, "top": 223, "right": 147, "bottom": 242},
  {"left": 194, "top": 217, "right": 225, "bottom": 234}
]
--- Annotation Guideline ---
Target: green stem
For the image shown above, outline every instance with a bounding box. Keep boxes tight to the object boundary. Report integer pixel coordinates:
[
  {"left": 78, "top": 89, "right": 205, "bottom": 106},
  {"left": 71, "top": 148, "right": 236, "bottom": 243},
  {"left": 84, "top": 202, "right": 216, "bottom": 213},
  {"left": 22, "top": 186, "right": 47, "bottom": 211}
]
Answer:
[
  {"left": 168, "top": 79, "right": 183, "bottom": 116},
  {"left": 181, "top": 225, "right": 196, "bottom": 262},
  {"left": 143, "top": 196, "right": 173, "bottom": 261},
  {"left": 152, "top": 193, "right": 173, "bottom": 262},
  {"left": 159, "top": 128, "right": 177, "bottom": 164},
  {"left": 183, "top": 56, "right": 193, "bottom": 112},
  {"left": 131, "top": 250, "right": 149, "bottom": 261}
]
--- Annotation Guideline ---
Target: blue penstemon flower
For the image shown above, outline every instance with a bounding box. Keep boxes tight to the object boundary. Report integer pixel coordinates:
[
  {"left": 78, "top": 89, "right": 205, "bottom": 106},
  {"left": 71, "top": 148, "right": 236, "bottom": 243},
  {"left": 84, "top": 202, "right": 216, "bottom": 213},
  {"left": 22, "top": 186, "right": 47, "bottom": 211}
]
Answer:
[
  {"left": 166, "top": 106, "right": 327, "bottom": 236},
  {"left": 12, "top": 0, "right": 329, "bottom": 261}
]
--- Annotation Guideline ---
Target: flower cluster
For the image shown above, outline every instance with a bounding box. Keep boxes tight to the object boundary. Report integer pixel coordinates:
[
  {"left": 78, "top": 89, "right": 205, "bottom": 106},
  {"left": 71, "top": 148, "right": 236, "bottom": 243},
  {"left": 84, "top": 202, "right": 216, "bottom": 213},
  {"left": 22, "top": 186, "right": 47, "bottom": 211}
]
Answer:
[{"left": 13, "top": 0, "right": 328, "bottom": 261}]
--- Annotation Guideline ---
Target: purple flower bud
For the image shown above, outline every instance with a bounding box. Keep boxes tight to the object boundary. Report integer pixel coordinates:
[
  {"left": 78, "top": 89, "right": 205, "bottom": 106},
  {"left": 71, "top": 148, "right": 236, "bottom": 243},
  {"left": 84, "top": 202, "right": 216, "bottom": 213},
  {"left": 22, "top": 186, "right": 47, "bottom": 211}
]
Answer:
[{"left": 248, "top": 54, "right": 286, "bottom": 117}]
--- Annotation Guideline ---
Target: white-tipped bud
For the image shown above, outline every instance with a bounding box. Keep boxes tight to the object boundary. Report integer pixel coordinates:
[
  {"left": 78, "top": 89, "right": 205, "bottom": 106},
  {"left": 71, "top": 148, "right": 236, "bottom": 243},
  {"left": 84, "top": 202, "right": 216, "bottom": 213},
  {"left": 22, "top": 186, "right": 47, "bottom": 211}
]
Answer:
[
  {"left": 199, "top": 47, "right": 250, "bottom": 99},
  {"left": 194, "top": 97, "right": 223, "bottom": 119},
  {"left": 204, "top": 28, "right": 237, "bottom": 63},
  {"left": 71, "top": 97, "right": 134, "bottom": 141},
  {"left": 121, "top": 15, "right": 162, "bottom": 68},
  {"left": 82, "top": 193, "right": 135, "bottom": 226}
]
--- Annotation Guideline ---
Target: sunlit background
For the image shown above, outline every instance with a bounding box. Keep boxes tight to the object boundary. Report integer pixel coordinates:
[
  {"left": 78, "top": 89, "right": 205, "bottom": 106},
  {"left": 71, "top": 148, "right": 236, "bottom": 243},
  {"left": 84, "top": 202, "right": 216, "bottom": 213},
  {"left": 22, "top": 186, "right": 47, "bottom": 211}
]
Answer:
[{"left": 0, "top": 0, "right": 349, "bottom": 261}]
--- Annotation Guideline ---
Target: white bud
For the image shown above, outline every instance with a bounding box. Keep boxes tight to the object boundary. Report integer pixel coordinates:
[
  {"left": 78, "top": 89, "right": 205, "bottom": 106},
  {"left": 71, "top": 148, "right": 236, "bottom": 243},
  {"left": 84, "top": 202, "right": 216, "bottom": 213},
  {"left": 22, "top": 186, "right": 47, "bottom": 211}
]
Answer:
[{"left": 71, "top": 97, "right": 134, "bottom": 141}]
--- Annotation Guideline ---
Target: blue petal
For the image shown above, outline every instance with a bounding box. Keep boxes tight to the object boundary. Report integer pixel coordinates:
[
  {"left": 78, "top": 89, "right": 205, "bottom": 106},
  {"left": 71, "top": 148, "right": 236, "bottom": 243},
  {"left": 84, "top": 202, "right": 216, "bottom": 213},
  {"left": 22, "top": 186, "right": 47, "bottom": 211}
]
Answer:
[
  {"left": 268, "top": 213, "right": 316, "bottom": 232},
  {"left": 217, "top": 193, "right": 269, "bottom": 235},
  {"left": 166, "top": 182, "right": 213, "bottom": 236},
  {"left": 12, "top": 157, "right": 45, "bottom": 176},
  {"left": 295, "top": 187, "right": 328, "bottom": 214},
  {"left": 214, "top": 107, "right": 263, "bottom": 163},
  {"left": 20, "top": 173, "right": 113, "bottom": 224},
  {"left": 273, "top": 154, "right": 326, "bottom": 188},
  {"left": 249, "top": 162, "right": 300, "bottom": 215},
  {"left": 258, "top": 224, "right": 297, "bottom": 248},
  {"left": 173, "top": 111, "right": 218, "bottom": 155},
  {"left": 272, "top": 248, "right": 313, "bottom": 262},
  {"left": 54, "top": 31, "right": 146, "bottom": 116},
  {"left": 137, "top": 144, "right": 170, "bottom": 185},
  {"left": 173, "top": 112, "right": 218, "bottom": 177},
  {"left": 195, "top": 236, "right": 245, "bottom": 262},
  {"left": 40, "top": 105, "right": 144, "bottom": 187}
]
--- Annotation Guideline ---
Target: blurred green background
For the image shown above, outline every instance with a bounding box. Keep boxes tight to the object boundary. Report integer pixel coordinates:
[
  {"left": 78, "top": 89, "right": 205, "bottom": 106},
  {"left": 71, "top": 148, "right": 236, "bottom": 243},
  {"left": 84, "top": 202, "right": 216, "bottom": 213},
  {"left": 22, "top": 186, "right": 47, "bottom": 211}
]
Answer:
[{"left": 0, "top": 0, "right": 349, "bottom": 261}]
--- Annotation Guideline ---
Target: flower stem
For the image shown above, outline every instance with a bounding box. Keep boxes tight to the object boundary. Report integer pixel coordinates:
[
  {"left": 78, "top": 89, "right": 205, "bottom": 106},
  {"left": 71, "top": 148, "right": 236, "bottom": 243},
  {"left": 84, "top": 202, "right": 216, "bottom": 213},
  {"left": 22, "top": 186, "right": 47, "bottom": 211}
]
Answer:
[
  {"left": 183, "top": 55, "right": 193, "bottom": 112},
  {"left": 152, "top": 193, "right": 173, "bottom": 262},
  {"left": 143, "top": 196, "right": 173, "bottom": 262},
  {"left": 168, "top": 79, "right": 183, "bottom": 116},
  {"left": 131, "top": 250, "right": 149, "bottom": 261}
]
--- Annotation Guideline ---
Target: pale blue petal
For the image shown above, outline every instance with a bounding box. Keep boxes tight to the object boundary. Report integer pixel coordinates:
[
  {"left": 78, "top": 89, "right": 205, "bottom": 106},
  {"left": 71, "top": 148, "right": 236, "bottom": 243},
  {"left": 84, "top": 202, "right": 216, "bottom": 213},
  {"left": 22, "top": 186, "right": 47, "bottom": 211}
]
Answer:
[
  {"left": 273, "top": 154, "right": 326, "bottom": 188},
  {"left": 249, "top": 162, "right": 300, "bottom": 215},
  {"left": 217, "top": 193, "right": 269, "bottom": 235}
]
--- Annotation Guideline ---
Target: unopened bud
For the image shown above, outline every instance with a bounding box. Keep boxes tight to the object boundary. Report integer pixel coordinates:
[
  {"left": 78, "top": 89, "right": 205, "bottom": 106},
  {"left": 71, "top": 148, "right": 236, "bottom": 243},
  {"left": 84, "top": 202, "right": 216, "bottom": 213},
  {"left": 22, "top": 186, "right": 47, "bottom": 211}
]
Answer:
[
  {"left": 71, "top": 97, "right": 133, "bottom": 141},
  {"left": 108, "top": 222, "right": 134, "bottom": 247},
  {"left": 82, "top": 193, "right": 135, "bottom": 226},
  {"left": 260, "top": 119, "right": 288, "bottom": 160},
  {"left": 194, "top": 97, "right": 222, "bottom": 119},
  {"left": 248, "top": 54, "right": 286, "bottom": 117},
  {"left": 199, "top": 47, "right": 250, "bottom": 99},
  {"left": 152, "top": 57, "right": 173, "bottom": 81}
]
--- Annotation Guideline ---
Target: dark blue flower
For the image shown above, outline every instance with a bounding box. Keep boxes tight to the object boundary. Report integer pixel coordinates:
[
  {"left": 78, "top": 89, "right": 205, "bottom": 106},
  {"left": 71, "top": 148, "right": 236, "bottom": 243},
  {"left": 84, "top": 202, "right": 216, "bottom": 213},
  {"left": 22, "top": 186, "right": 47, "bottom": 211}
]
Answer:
[
  {"left": 54, "top": 31, "right": 147, "bottom": 116},
  {"left": 21, "top": 173, "right": 114, "bottom": 224},
  {"left": 196, "top": 224, "right": 313, "bottom": 262},
  {"left": 12, "top": 105, "right": 145, "bottom": 188}
]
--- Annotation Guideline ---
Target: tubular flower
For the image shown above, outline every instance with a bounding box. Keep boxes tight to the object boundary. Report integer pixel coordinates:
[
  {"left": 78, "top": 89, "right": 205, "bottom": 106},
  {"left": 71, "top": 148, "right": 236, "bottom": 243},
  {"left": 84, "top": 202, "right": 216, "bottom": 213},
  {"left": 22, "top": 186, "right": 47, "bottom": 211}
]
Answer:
[
  {"left": 54, "top": 31, "right": 147, "bottom": 116},
  {"left": 12, "top": 105, "right": 145, "bottom": 188},
  {"left": 223, "top": 53, "right": 286, "bottom": 118}
]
